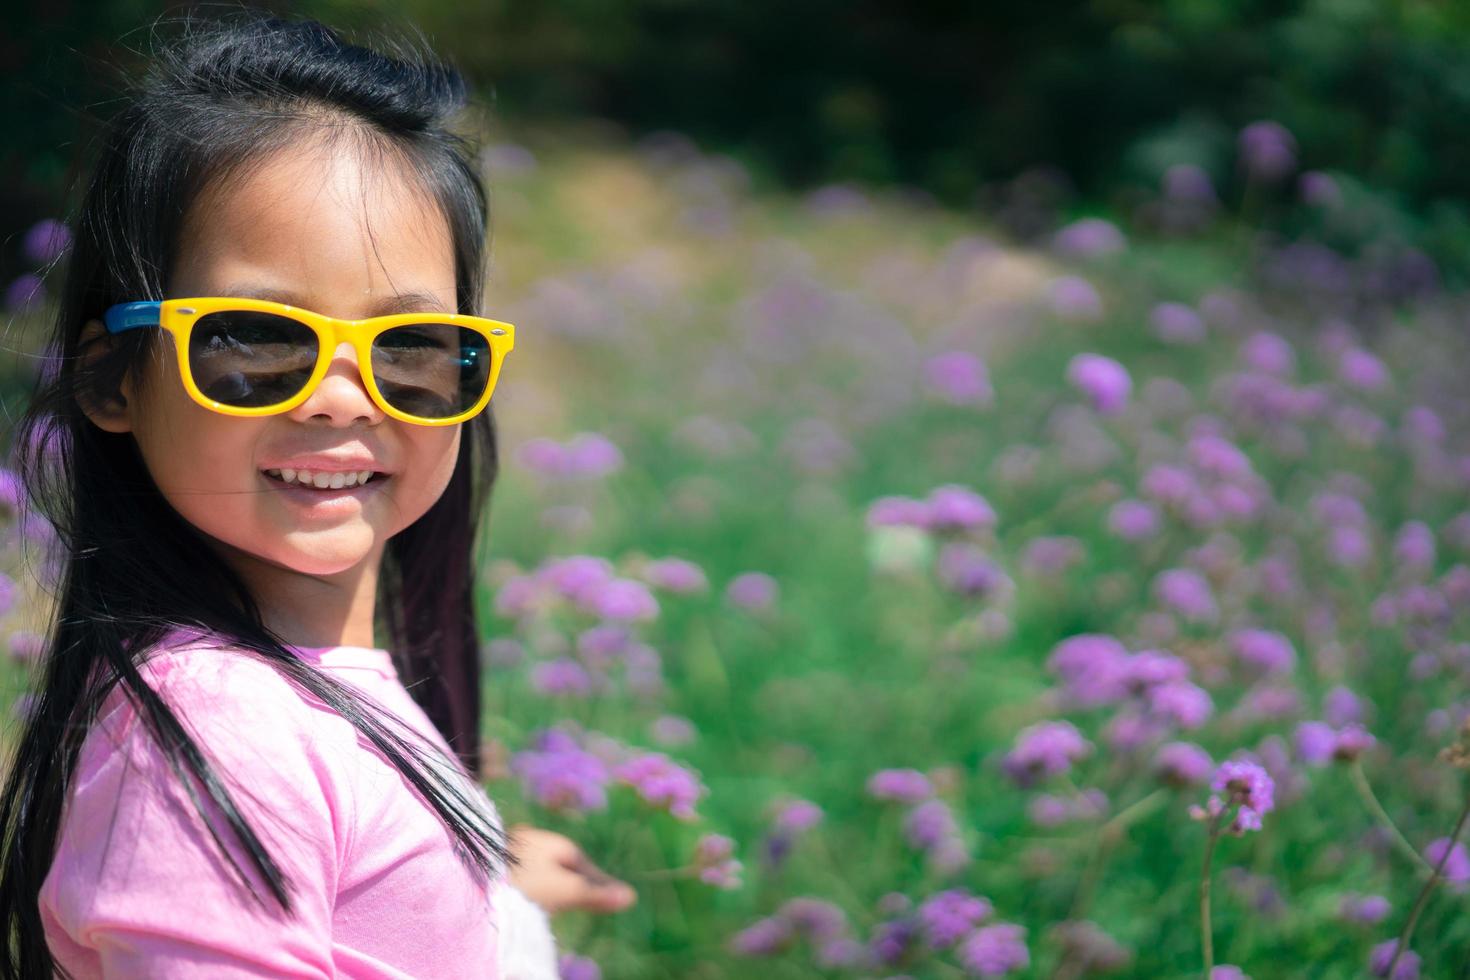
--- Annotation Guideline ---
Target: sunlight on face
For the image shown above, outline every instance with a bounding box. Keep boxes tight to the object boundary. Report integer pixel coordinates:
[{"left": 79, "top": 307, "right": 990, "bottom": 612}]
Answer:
[{"left": 123, "top": 133, "right": 463, "bottom": 578}]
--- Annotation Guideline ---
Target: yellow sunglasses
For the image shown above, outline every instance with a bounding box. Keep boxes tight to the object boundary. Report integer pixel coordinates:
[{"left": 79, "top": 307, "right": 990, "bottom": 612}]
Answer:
[{"left": 103, "top": 296, "right": 516, "bottom": 426}]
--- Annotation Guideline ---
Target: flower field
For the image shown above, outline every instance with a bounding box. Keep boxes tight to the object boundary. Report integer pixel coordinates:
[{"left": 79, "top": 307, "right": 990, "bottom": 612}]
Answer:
[{"left": 5, "top": 121, "right": 1470, "bottom": 978}]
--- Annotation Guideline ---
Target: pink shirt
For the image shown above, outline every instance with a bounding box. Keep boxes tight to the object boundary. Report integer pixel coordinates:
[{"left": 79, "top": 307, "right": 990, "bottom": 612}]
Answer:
[{"left": 40, "top": 627, "right": 557, "bottom": 978}]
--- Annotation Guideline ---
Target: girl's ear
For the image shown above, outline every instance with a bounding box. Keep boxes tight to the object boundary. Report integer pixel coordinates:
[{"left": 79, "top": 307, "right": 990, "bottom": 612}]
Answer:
[{"left": 75, "top": 319, "right": 135, "bottom": 434}]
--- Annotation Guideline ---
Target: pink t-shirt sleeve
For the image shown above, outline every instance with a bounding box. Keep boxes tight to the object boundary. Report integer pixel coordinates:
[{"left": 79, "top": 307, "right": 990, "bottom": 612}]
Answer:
[{"left": 40, "top": 651, "right": 350, "bottom": 978}]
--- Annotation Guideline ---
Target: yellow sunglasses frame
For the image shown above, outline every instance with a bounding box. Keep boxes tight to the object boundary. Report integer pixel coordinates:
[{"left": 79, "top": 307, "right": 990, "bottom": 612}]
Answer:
[{"left": 108, "top": 296, "right": 516, "bottom": 426}]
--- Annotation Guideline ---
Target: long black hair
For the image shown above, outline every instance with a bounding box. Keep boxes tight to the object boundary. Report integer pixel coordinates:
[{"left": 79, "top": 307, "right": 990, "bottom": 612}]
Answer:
[{"left": 0, "top": 10, "right": 514, "bottom": 977}]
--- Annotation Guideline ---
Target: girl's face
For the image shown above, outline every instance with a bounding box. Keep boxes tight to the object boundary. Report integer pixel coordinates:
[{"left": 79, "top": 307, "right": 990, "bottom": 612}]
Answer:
[{"left": 81, "top": 138, "right": 463, "bottom": 580}]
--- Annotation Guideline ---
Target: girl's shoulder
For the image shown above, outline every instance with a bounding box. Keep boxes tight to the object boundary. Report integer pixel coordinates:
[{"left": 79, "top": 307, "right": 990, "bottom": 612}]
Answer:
[{"left": 88, "top": 626, "right": 348, "bottom": 766}]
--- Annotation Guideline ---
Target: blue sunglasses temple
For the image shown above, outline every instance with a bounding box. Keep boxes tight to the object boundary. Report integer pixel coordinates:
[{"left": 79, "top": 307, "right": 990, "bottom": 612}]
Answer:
[{"left": 103, "top": 301, "right": 163, "bottom": 334}]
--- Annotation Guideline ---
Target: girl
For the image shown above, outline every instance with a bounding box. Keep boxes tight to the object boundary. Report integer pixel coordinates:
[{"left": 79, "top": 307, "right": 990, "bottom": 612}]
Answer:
[{"left": 0, "top": 11, "right": 633, "bottom": 978}]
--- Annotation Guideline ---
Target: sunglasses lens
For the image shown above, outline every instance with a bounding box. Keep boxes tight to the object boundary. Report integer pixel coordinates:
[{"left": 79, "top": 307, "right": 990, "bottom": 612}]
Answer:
[
  {"left": 188, "top": 311, "right": 318, "bottom": 407},
  {"left": 371, "top": 324, "right": 493, "bottom": 420}
]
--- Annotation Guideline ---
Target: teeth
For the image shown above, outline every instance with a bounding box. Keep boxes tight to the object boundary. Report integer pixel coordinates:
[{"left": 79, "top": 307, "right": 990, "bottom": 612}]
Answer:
[{"left": 262, "top": 467, "right": 379, "bottom": 489}]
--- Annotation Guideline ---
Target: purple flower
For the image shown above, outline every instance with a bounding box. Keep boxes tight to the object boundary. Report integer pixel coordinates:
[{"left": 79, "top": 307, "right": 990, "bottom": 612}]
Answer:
[
  {"left": 868, "top": 918, "right": 918, "bottom": 966},
  {"left": 1188, "top": 434, "right": 1253, "bottom": 481},
  {"left": 957, "top": 923, "right": 1029, "bottom": 977},
  {"left": 805, "top": 182, "right": 871, "bottom": 215},
  {"left": 1151, "top": 302, "right": 1206, "bottom": 345},
  {"left": 511, "top": 729, "right": 610, "bottom": 812},
  {"left": 726, "top": 572, "right": 779, "bottom": 612},
  {"left": 492, "top": 576, "right": 541, "bottom": 619},
  {"left": 518, "top": 434, "right": 622, "bottom": 479},
  {"left": 614, "top": 752, "right": 705, "bottom": 819},
  {"left": 1369, "top": 939, "right": 1420, "bottom": 979},
  {"left": 565, "top": 432, "right": 624, "bottom": 478},
  {"left": 773, "top": 798, "right": 824, "bottom": 834},
  {"left": 1324, "top": 686, "right": 1366, "bottom": 727},
  {"left": 779, "top": 897, "right": 850, "bottom": 942},
  {"left": 904, "top": 799, "right": 959, "bottom": 850},
  {"left": 1164, "top": 163, "right": 1218, "bottom": 204},
  {"left": 1294, "top": 721, "right": 1337, "bottom": 766},
  {"left": 576, "top": 624, "right": 632, "bottom": 666},
  {"left": 1238, "top": 120, "right": 1297, "bottom": 182},
  {"left": 0, "top": 573, "right": 17, "bottom": 619},
  {"left": 936, "top": 543, "right": 1010, "bottom": 598},
  {"left": 1235, "top": 685, "right": 1300, "bottom": 724},
  {"left": 1047, "top": 276, "right": 1104, "bottom": 322},
  {"left": 924, "top": 351, "right": 994, "bottom": 407},
  {"left": 1230, "top": 628, "right": 1297, "bottom": 675},
  {"left": 730, "top": 916, "right": 794, "bottom": 956},
  {"left": 1298, "top": 171, "right": 1341, "bottom": 207},
  {"left": 917, "top": 889, "right": 992, "bottom": 948},
  {"left": 1338, "top": 893, "right": 1390, "bottom": 925},
  {"left": 1002, "top": 721, "right": 1093, "bottom": 787},
  {"left": 867, "top": 768, "right": 934, "bottom": 803},
  {"left": 23, "top": 219, "right": 72, "bottom": 265},
  {"left": 1207, "top": 760, "right": 1275, "bottom": 833},
  {"left": 0, "top": 468, "right": 22, "bottom": 514},
  {"left": 539, "top": 555, "right": 617, "bottom": 600},
  {"left": 814, "top": 937, "right": 864, "bottom": 968},
  {"left": 1338, "top": 347, "right": 1390, "bottom": 392},
  {"left": 1123, "top": 650, "right": 1190, "bottom": 690},
  {"left": 583, "top": 578, "right": 660, "bottom": 622},
  {"left": 1020, "top": 536, "right": 1084, "bottom": 577},
  {"left": 1052, "top": 218, "right": 1126, "bottom": 259},
  {"left": 1155, "top": 741, "right": 1213, "bottom": 787},
  {"left": 1393, "top": 522, "right": 1436, "bottom": 571},
  {"left": 1142, "top": 463, "right": 1197, "bottom": 507},
  {"left": 1028, "top": 790, "right": 1106, "bottom": 826},
  {"left": 694, "top": 833, "right": 742, "bottom": 888},
  {"left": 5, "top": 274, "right": 45, "bottom": 314},
  {"left": 926, "top": 484, "right": 997, "bottom": 533},
  {"left": 640, "top": 557, "right": 709, "bottom": 594},
  {"left": 1240, "top": 331, "right": 1297, "bottom": 376},
  {"left": 866, "top": 495, "right": 933, "bottom": 529},
  {"left": 1066, "top": 353, "right": 1131, "bottom": 415},
  {"left": 12, "top": 692, "right": 38, "bottom": 722},
  {"left": 648, "top": 714, "right": 696, "bottom": 746},
  {"left": 530, "top": 658, "right": 595, "bottom": 697},
  {"left": 1047, "top": 634, "right": 1130, "bottom": 708},
  {"left": 557, "top": 953, "right": 601, "bottom": 980},
  {"left": 1211, "top": 968, "right": 1249, "bottom": 980},
  {"left": 1331, "top": 724, "right": 1376, "bottom": 762},
  {"left": 1108, "top": 499, "right": 1160, "bottom": 540},
  {"left": 1145, "top": 680, "right": 1213, "bottom": 729},
  {"left": 1424, "top": 837, "right": 1470, "bottom": 892},
  {"left": 6, "top": 631, "right": 46, "bottom": 664},
  {"left": 1153, "top": 568, "right": 1218, "bottom": 623},
  {"left": 1401, "top": 406, "right": 1445, "bottom": 445}
]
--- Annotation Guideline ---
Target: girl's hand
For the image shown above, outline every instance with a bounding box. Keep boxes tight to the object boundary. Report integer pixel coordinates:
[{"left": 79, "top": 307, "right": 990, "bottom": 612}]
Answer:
[{"left": 506, "top": 824, "right": 637, "bottom": 916}]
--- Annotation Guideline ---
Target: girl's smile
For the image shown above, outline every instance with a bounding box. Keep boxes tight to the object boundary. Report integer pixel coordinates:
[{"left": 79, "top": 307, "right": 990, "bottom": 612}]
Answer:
[{"left": 259, "top": 464, "right": 391, "bottom": 520}]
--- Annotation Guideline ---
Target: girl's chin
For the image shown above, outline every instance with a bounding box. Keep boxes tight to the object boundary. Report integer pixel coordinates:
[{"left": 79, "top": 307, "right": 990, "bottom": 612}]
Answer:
[{"left": 229, "top": 532, "right": 382, "bottom": 577}]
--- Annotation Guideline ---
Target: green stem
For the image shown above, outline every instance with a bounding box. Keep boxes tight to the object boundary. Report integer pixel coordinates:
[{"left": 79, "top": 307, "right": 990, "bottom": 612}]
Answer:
[
  {"left": 1200, "top": 812, "right": 1222, "bottom": 978},
  {"left": 1068, "top": 789, "right": 1169, "bottom": 921},
  {"left": 628, "top": 864, "right": 693, "bottom": 881},
  {"left": 1349, "top": 759, "right": 1438, "bottom": 879},
  {"left": 1386, "top": 789, "right": 1470, "bottom": 978}
]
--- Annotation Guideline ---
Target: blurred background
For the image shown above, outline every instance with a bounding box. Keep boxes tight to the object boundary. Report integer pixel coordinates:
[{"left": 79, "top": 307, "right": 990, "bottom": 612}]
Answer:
[{"left": 4, "top": 2, "right": 1470, "bottom": 978}]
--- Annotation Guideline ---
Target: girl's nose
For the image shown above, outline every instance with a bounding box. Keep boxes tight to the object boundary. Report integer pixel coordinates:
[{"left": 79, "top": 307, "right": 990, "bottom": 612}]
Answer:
[{"left": 289, "top": 341, "right": 385, "bottom": 425}]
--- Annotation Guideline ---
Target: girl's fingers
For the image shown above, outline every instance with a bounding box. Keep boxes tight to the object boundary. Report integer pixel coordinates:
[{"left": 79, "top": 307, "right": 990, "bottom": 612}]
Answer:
[
  {"left": 579, "top": 877, "right": 637, "bottom": 911},
  {"left": 567, "top": 854, "right": 636, "bottom": 910}
]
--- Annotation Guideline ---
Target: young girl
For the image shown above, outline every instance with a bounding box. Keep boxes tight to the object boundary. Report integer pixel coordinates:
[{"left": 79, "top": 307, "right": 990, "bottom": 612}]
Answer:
[{"left": 0, "top": 12, "right": 633, "bottom": 978}]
